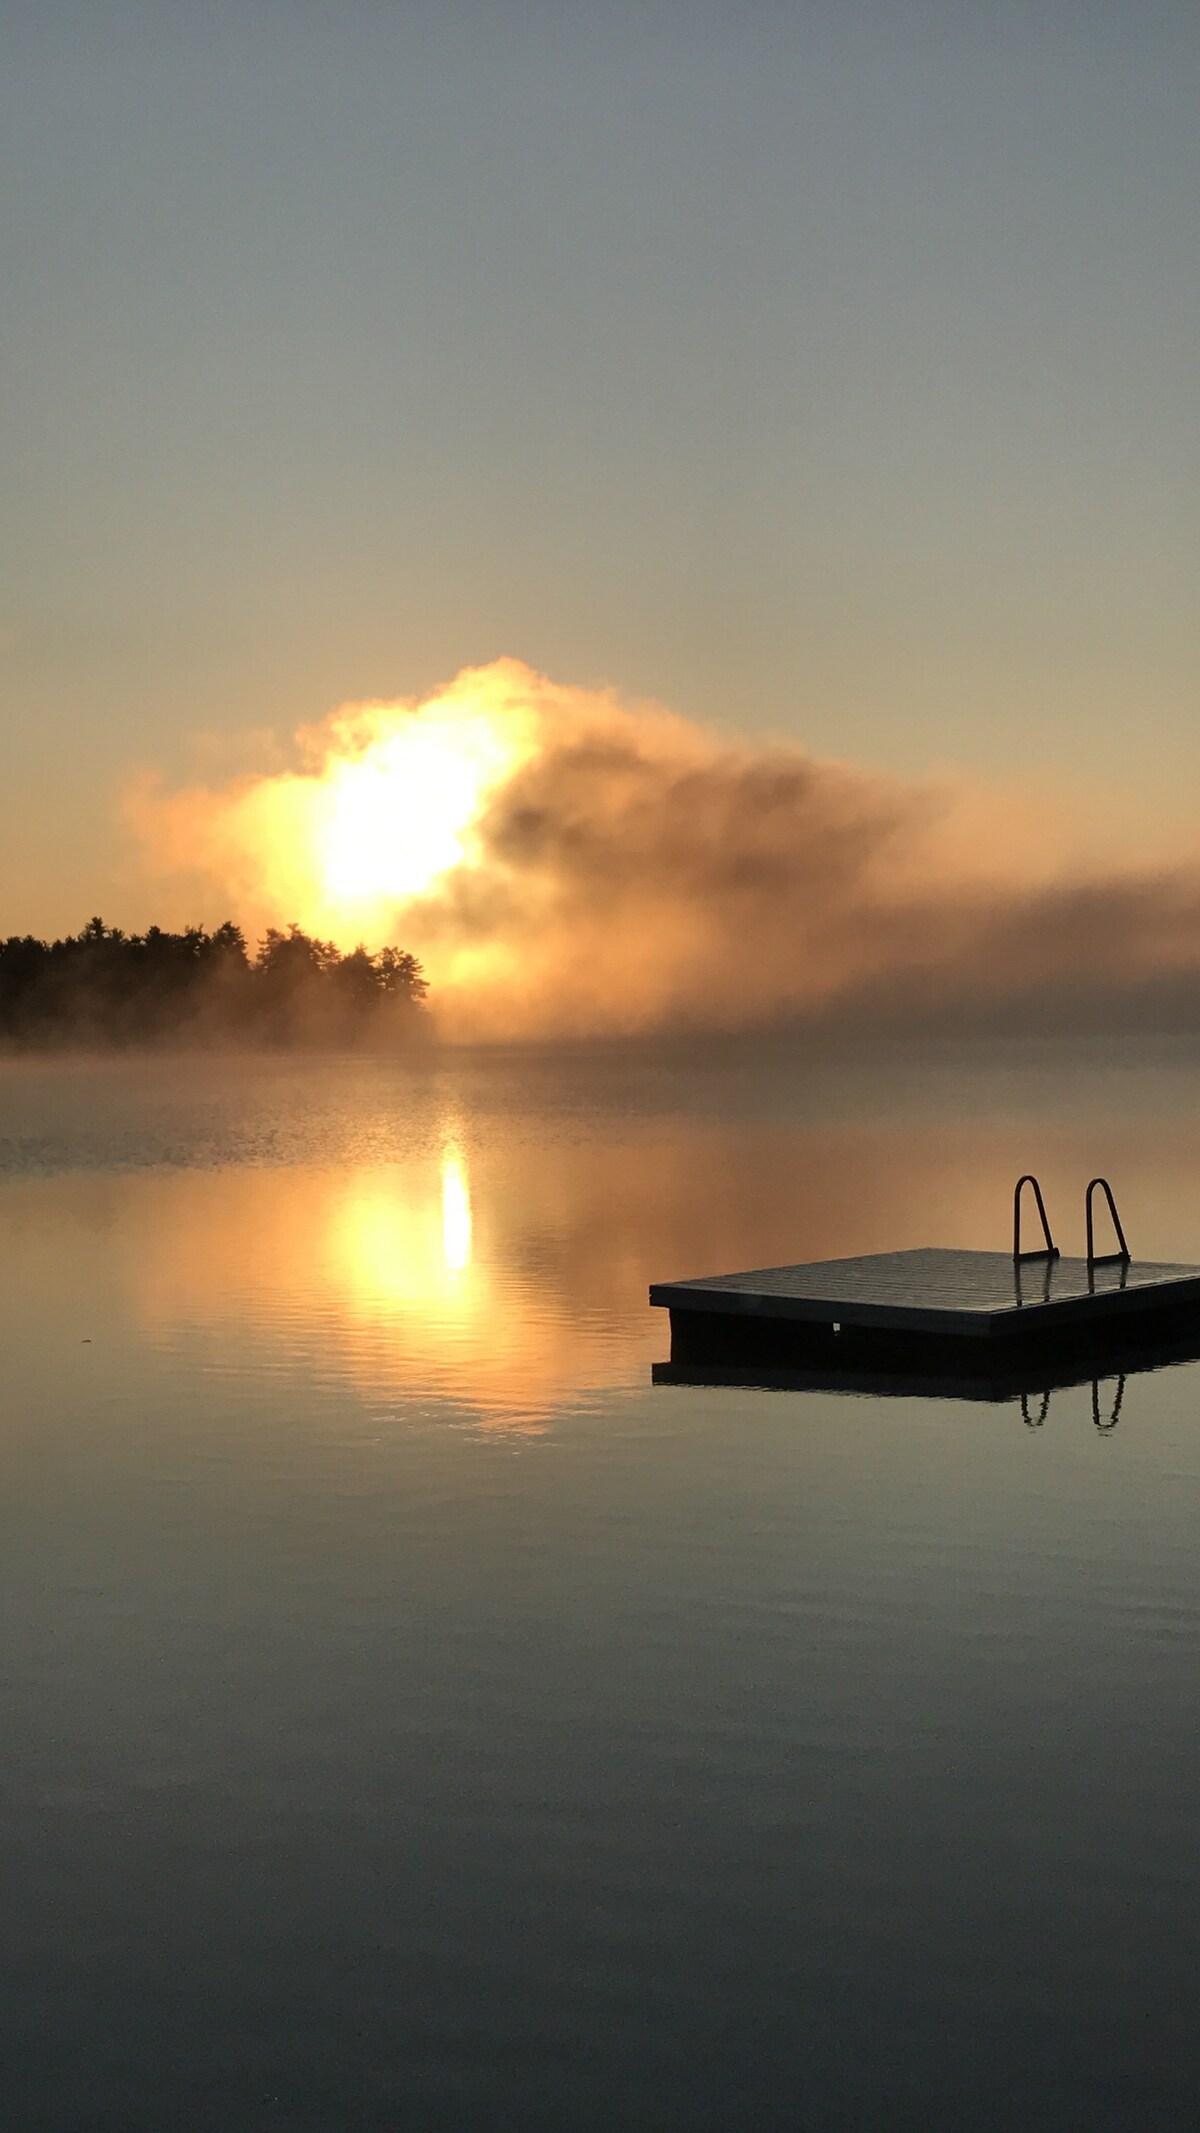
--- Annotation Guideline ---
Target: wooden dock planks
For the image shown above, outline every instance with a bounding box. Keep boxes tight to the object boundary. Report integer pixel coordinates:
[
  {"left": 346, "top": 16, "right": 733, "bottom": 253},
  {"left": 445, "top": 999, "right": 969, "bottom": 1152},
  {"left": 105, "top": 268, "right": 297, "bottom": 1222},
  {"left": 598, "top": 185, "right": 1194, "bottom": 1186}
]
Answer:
[{"left": 650, "top": 1247, "right": 1200, "bottom": 1344}]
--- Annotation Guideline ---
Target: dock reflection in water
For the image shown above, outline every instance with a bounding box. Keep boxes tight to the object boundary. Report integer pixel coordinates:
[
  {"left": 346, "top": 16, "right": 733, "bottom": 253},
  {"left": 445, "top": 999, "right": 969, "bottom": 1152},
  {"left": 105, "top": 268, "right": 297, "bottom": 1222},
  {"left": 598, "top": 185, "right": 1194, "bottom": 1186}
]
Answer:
[{"left": 654, "top": 1348, "right": 1200, "bottom": 1430}]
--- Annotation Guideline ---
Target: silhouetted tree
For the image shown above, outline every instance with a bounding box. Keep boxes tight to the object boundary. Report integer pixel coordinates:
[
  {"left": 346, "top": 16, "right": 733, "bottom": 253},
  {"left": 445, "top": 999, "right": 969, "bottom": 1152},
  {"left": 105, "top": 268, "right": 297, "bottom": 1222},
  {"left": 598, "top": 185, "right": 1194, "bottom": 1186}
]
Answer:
[
  {"left": 376, "top": 946, "right": 429, "bottom": 1005},
  {"left": 0, "top": 918, "right": 429, "bottom": 1049}
]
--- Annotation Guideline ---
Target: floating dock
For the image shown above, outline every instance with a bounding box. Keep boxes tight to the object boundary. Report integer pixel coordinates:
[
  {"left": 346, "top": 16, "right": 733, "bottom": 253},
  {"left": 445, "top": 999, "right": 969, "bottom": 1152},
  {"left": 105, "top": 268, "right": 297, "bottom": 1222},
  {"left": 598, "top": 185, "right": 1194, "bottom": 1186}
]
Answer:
[{"left": 649, "top": 1178, "right": 1200, "bottom": 1380}]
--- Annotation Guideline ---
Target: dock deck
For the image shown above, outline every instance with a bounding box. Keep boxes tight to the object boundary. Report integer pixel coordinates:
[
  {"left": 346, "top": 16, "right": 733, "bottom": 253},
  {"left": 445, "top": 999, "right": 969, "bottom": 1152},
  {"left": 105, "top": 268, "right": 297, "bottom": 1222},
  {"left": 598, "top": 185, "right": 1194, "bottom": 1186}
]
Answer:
[{"left": 650, "top": 1247, "right": 1200, "bottom": 1340}]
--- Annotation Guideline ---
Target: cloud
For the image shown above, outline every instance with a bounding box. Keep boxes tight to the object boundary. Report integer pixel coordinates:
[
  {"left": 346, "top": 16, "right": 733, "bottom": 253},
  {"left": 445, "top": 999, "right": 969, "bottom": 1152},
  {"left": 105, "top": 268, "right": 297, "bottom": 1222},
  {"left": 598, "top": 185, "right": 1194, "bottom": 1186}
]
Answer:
[{"left": 127, "top": 656, "right": 1200, "bottom": 1040}]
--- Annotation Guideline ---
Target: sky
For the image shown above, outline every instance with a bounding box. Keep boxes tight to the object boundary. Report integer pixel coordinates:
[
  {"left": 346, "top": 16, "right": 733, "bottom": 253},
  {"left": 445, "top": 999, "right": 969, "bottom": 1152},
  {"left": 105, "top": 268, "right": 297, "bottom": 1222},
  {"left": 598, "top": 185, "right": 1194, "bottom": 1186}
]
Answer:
[{"left": 2, "top": 0, "right": 1199, "bottom": 939}]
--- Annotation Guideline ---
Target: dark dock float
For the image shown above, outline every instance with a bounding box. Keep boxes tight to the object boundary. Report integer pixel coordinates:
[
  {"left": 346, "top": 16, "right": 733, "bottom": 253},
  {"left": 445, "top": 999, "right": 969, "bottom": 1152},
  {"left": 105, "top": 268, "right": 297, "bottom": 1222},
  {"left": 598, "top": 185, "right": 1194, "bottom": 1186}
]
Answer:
[
  {"left": 649, "top": 1177, "right": 1200, "bottom": 1385},
  {"left": 651, "top": 1320, "right": 1200, "bottom": 1410}
]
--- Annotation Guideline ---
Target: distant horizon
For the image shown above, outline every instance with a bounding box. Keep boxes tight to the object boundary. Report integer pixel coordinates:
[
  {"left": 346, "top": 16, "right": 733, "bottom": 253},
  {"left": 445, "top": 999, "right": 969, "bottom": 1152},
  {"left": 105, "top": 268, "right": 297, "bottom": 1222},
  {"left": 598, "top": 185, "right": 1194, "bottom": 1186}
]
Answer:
[{"left": 12, "top": 900, "right": 1200, "bottom": 1051}]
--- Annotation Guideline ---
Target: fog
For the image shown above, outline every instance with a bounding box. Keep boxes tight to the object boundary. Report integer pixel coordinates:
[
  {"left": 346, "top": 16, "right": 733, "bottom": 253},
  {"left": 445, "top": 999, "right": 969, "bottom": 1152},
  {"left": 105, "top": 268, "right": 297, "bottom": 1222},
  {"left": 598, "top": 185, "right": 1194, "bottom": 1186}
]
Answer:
[{"left": 126, "top": 658, "right": 1200, "bottom": 1042}]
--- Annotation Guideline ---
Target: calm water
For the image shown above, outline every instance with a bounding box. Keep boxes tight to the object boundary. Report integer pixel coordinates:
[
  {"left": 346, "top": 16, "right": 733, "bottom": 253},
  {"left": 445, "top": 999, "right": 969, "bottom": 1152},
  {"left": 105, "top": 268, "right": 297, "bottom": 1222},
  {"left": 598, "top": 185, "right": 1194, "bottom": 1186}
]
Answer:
[{"left": 3, "top": 1041, "right": 1200, "bottom": 2131}]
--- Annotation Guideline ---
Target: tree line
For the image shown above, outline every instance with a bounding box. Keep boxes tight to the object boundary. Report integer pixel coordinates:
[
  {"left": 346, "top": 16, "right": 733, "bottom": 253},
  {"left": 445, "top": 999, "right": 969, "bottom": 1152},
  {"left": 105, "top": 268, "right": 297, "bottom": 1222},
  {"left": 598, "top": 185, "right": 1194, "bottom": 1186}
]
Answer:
[{"left": 0, "top": 918, "right": 430, "bottom": 1047}]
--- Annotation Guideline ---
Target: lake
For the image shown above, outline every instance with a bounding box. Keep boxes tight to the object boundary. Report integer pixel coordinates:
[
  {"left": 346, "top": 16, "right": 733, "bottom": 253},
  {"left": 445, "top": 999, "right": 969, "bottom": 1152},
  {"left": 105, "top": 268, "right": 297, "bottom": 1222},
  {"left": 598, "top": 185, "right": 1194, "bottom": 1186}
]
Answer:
[{"left": 3, "top": 1040, "right": 1200, "bottom": 2130}]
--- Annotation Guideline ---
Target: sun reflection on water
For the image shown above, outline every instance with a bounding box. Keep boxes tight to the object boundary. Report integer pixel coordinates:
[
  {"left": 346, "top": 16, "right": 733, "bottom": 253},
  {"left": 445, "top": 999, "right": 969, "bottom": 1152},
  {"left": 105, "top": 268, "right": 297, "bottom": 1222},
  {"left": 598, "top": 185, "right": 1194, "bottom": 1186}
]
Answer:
[
  {"left": 330, "top": 1149, "right": 478, "bottom": 1315},
  {"left": 441, "top": 1145, "right": 472, "bottom": 1278},
  {"left": 111, "top": 1127, "right": 653, "bottom": 1433}
]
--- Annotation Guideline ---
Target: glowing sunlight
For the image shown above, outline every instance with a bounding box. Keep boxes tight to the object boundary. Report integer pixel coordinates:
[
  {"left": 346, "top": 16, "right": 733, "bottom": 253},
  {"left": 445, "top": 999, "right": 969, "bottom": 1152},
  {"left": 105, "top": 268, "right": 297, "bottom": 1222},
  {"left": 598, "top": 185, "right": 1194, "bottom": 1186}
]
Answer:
[
  {"left": 317, "top": 700, "right": 521, "bottom": 909},
  {"left": 440, "top": 1145, "right": 473, "bottom": 1278}
]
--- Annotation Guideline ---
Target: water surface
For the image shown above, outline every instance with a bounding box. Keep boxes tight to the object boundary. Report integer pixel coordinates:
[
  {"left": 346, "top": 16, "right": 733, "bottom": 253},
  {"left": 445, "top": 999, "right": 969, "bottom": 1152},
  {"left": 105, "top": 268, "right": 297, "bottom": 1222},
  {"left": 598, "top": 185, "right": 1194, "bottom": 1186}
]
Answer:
[{"left": 2, "top": 1041, "right": 1199, "bottom": 2129}]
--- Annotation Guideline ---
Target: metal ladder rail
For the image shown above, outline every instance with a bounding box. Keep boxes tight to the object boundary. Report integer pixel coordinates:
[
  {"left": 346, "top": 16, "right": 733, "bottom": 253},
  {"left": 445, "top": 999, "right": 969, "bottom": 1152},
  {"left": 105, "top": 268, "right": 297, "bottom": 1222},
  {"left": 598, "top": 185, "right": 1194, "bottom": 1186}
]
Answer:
[
  {"left": 1013, "top": 1174, "right": 1059, "bottom": 1263},
  {"left": 1085, "top": 1177, "right": 1130, "bottom": 1268}
]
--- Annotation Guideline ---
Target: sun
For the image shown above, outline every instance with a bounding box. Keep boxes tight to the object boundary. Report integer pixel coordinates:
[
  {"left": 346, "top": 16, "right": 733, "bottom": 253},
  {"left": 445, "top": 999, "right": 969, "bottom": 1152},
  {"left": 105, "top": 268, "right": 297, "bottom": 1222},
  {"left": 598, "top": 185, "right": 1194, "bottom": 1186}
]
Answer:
[
  {"left": 206, "top": 669, "right": 545, "bottom": 942},
  {"left": 319, "top": 724, "right": 481, "bottom": 904},
  {"left": 317, "top": 700, "right": 521, "bottom": 910},
  {"left": 133, "top": 658, "right": 555, "bottom": 958}
]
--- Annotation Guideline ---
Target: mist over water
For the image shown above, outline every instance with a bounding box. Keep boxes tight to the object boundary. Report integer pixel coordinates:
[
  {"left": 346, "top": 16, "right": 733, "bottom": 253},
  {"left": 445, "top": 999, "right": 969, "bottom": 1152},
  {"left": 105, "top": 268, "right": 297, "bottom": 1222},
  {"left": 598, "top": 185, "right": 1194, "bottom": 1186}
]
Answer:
[{"left": 129, "top": 658, "right": 1200, "bottom": 1043}]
